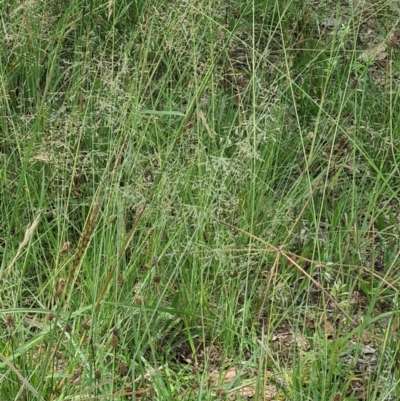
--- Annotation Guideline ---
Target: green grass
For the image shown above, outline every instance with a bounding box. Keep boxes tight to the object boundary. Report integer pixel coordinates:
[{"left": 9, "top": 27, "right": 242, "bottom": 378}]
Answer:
[{"left": 1, "top": 0, "right": 400, "bottom": 399}]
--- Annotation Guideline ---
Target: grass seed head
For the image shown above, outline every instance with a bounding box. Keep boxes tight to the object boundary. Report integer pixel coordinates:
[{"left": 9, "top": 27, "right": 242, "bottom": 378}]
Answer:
[
  {"left": 5, "top": 314, "right": 14, "bottom": 328},
  {"left": 111, "top": 334, "right": 119, "bottom": 349},
  {"left": 56, "top": 278, "right": 66, "bottom": 296},
  {"left": 119, "top": 361, "right": 128, "bottom": 377}
]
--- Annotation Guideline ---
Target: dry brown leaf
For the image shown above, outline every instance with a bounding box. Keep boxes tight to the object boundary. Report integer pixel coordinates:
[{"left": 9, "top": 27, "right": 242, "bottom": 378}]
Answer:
[
  {"left": 224, "top": 368, "right": 238, "bottom": 382},
  {"left": 272, "top": 332, "right": 291, "bottom": 344},
  {"left": 325, "top": 320, "right": 335, "bottom": 338},
  {"left": 210, "top": 368, "right": 238, "bottom": 385},
  {"left": 239, "top": 386, "right": 255, "bottom": 397},
  {"left": 359, "top": 43, "right": 387, "bottom": 61},
  {"left": 305, "top": 318, "right": 315, "bottom": 329},
  {"left": 265, "top": 384, "right": 281, "bottom": 400},
  {"left": 295, "top": 333, "right": 310, "bottom": 351},
  {"left": 60, "top": 241, "right": 71, "bottom": 255},
  {"left": 209, "top": 371, "right": 220, "bottom": 385}
]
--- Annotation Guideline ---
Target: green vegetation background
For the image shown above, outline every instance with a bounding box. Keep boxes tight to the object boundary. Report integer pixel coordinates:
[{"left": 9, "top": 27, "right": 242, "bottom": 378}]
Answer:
[{"left": 1, "top": 0, "right": 400, "bottom": 399}]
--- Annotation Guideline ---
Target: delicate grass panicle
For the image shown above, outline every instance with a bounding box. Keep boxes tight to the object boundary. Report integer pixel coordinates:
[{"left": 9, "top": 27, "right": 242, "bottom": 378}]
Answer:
[{"left": 1, "top": 0, "right": 400, "bottom": 399}]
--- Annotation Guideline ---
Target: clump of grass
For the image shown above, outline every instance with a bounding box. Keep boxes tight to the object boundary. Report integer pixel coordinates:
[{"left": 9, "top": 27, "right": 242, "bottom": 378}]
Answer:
[{"left": 1, "top": 0, "right": 400, "bottom": 399}]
